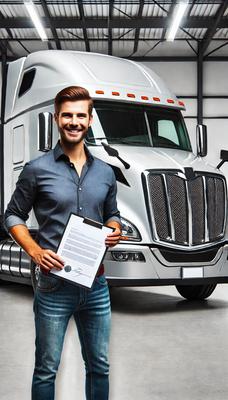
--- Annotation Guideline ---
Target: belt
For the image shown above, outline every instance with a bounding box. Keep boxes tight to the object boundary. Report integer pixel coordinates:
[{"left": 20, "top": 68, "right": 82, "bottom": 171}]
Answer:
[{"left": 96, "top": 263, "right": 104, "bottom": 277}]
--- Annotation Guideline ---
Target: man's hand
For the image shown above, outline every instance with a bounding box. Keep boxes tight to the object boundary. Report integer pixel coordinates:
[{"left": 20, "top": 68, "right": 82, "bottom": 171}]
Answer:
[
  {"left": 31, "top": 248, "right": 65, "bottom": 273},
  {"left": 105, "top": 227, "right": 121, "bottom": 247},
  {"left": 9, "top": 225, "right": 65, "bottom": 274}
]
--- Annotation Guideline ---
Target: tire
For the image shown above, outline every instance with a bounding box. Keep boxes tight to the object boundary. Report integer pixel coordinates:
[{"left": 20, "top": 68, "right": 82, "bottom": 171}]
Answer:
[
  {"left": 176, "top": 283, "right": 217, "bottom": 300},
  {"left": 31, "top": 263, "right": 40, "bottom": 292}
]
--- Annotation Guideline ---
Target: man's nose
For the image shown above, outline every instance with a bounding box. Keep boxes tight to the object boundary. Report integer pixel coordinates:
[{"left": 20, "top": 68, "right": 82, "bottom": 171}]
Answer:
[{"left": 71, "top": 114, "right": 78, "bottom": 125}]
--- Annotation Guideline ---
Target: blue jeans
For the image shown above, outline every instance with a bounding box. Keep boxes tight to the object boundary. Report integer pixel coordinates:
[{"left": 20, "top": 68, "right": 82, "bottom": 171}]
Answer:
[{"left": 32, "top": 272, "right": 111, "bottom": 400}]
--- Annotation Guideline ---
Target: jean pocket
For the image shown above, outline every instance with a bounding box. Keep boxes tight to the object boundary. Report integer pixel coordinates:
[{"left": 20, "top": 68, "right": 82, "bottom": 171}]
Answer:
[
  {"left": 37, "top": 271, "right": 62, "bottom": 292},
  {"left": 95, "top": 274, "right": 108, "bottom": 286}
]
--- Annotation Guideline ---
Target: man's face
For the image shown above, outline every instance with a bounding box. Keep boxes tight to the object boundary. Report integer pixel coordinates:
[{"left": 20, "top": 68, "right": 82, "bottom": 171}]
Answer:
[{"left": 54, "top": 100, "right": 93, "bottom": 145}]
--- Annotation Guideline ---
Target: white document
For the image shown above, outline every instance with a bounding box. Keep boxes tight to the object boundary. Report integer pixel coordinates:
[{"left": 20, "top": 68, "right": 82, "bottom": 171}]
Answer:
[{"left": 50, "top": 213, "right": 113, "bottom": 289}]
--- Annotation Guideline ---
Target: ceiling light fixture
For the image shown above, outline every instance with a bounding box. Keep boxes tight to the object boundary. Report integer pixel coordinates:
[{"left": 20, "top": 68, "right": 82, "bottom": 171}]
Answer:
[
  {"left": 24, "top": 0, "right": 48, "bottom": 41},
  {"left": 166, "top": 1, "right": 189, "bottom": 42}
]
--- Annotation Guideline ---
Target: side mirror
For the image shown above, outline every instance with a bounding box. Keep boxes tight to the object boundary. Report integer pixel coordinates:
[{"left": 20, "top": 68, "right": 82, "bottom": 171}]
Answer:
[
  {"left": 38, "top": 112, "right": 53, "bottom": 152},
  {"left": 196, "top": 124, "right": 207, "bottom": 157},
  {"left": 217, "top": 150, "right": 228, "bottom": 169}
]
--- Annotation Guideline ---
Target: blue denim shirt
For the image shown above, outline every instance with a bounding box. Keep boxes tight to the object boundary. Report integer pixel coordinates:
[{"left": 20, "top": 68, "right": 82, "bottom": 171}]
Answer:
[{"left": 4, "top": 141, "right": 120, "bottom": 251}]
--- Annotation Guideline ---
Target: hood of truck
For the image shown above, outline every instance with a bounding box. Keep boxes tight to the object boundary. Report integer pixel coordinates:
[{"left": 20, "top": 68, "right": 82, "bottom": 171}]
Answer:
[{"left": 99, "top": 145, "right": 221, "bottom": 176}]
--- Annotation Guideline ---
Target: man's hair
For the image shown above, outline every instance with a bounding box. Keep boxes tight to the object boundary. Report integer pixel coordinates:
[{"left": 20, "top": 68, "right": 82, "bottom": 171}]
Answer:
[{"left": 54, "top": 86, "right": 93, "bottom": 116}]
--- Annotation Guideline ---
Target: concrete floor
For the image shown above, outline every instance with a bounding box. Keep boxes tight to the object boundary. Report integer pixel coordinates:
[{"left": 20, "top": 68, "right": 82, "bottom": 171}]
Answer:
[{"left": 1, "top": 282, "right": 228, "bottom": 400}]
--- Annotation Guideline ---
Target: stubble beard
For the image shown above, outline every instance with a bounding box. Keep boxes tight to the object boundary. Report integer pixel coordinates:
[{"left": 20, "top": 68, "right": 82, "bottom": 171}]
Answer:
[{"left": 59, "top": 126, "right": 88, "bottom": 147}]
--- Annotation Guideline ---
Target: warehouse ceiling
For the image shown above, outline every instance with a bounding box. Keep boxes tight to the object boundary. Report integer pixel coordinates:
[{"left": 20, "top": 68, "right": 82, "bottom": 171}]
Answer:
[{"left": 1, "top": 0, "right": 228, "bottom": 61}]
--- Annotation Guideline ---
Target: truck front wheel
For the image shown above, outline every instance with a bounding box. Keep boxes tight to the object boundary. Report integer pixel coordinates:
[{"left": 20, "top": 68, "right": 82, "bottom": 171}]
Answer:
[{"left": 176, "top": 284, "right": 217, "bottom": 300}]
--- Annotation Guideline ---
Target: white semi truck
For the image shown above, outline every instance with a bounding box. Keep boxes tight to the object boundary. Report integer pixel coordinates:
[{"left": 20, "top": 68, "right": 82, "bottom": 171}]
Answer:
[{"left": 1, "top": 50, "right": 228, "bottom": 300}]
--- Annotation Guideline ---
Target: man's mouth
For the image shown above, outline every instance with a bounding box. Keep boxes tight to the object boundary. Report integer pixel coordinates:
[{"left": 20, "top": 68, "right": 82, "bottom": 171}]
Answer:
[{"left": 65, "top": 127, "right": 82, "bottom": 134}]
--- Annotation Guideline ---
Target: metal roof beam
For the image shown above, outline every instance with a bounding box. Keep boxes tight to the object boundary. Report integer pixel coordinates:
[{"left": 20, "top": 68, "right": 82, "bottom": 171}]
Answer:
[
  {"left": 78, "top": 0, "right": 90, "bottom": 52},
  {"left": 0, "top": 1, "right": 226, "bottom": 4},
  {"left": 201, "top": 0, "right": 228, "bottom": 54},
  {"left": 3, "top": 38, "right": 228, "bottom": 42},
  {"left": 4, "top": 56, "right": 228, "bottom": 62},
  {"left": 197, "top": 42, "right": 203, "bottom": 124},
  {"left": 0, "top": 11, "right": 20, "bottom": 57},
  {"left": 0, "top": 40, "right": 8, "bottom": 57},
  {"left": 108, "top": 0, "right": 114, "bottom": 55},
  {"left": 133, "top": 0, "right": 144, "bottom": 55},
  {"left": 3, "top": 16, "right": 228, "bottom": 29},
  {"left": 40, "top": 0, "right": 61, "bottom": 49}
]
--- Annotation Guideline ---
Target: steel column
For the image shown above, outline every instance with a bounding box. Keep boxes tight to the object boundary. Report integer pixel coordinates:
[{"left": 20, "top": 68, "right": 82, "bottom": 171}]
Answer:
[
  {"left": 197, "top": 43, "right": 203, "bottom": 125},
  {"left": 0, "top": 50, "right": 7, "bottom": 225}
]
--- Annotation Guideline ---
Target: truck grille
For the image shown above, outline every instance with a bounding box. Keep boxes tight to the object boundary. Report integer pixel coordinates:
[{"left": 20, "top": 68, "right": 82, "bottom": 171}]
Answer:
[{"left": 144, "top": 171, "right": 226, "bottom": 247}]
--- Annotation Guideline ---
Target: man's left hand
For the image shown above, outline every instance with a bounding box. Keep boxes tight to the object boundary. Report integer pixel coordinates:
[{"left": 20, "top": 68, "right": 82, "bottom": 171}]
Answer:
[{"left": 105, "top": 227, "right": 121, "bottom": 247}]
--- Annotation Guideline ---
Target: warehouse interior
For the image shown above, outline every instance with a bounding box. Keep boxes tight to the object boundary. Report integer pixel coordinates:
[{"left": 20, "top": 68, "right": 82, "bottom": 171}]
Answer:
[
  {"left": 1, "top": 1, "right": 228, "bottom": 399},
  {"left": 1, "top": 0, "right": 228, "bottom": 173}
]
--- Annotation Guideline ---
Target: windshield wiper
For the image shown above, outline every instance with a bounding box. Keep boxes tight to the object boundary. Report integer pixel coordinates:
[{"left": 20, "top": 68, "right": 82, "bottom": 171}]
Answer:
[
  {"left": 101, "top": 142, "right": 130, "bottom": 169},
  {"left": 87, "top": 137, "right": 147, "bottom": 145},
  {"left": 114, "top": 138, "right": 150, "bottom": 145}
]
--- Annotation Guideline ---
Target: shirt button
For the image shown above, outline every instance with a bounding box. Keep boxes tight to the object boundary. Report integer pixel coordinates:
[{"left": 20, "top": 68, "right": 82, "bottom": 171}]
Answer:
[
  {"left": 79, "top": 187, "right": 82, "bottom": 191},
  {"left": 79, "top": 207, "right": 82, "bottom": 210},
  {"left": 70, "top": 163, "right": 74, "bottom": 168}
]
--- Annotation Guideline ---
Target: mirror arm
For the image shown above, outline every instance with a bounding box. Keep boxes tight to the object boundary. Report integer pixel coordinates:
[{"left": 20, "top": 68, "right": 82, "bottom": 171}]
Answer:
[{"left": 217, "top": 160, "right": 226, "bottom": 169}]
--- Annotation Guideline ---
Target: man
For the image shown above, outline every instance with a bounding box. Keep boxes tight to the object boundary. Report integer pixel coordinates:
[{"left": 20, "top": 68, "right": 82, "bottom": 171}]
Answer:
[{"left": 4, "top": 86, "right": 121, "bottom": 400}]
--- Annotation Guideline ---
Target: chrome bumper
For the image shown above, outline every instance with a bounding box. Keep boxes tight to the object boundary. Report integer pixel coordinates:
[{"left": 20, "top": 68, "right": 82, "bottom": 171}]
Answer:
[{"left": 104, "top": 243, "right": 228, "bottom": 282}]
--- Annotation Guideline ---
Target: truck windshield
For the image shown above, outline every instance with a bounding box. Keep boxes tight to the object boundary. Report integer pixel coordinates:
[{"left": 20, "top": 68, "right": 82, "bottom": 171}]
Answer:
[{"left": 87, "top": 101, "right": 191, "bottom": 151}]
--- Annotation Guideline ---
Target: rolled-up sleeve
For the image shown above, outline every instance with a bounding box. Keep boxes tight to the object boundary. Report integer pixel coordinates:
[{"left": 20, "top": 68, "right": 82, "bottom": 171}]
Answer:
[
  {"left": 4, "top": 162, "right": 37, "bottom": 231},
  {"left": 103, "top": 169, "right": 121, "bottom": 225}
]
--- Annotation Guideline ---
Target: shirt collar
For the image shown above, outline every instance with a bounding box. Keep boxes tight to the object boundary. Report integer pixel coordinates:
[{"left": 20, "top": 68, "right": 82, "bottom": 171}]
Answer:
[{"left": 54, "top": 140, "right": 94, "bottom": 165}]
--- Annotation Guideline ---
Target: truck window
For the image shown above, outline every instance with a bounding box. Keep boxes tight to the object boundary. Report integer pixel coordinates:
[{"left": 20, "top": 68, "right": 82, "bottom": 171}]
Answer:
[
  {"left": 18, "top": 69, "right": 36, "bottom": 97},
  {"left": 157, "top": 120, "right": 179, "bottom": 145},
  {"left": 93, "top": 102, "right": 150, "bottom": 146},
  {"left": 91, "top": 101, "right": 191, "bottom": 151},
  {"left": 146, "top": 108, "right": 191, "bottom": 150}
]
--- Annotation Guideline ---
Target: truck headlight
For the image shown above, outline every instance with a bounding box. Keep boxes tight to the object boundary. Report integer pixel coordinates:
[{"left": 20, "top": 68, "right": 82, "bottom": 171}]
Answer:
[
  {"left": 120, "top": 217, "right": 141, "bottom": 241},
  {"left": 111, "top": 251, "right": 145, "bottom": 262}
]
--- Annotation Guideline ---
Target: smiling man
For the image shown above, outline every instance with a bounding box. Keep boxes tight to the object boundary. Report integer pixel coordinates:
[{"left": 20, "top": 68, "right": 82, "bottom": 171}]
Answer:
[{"left": 4, "top": 86, "right": 121, "bottom": 400}]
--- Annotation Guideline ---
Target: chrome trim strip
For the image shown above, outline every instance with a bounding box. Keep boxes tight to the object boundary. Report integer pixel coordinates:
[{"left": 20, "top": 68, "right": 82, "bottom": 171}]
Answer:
[
  {"left": 152, "top": 238, "right": 226, "bottom": 251},
  {"left": 143, "top": 171, "right": 159, "bottom": 241},
  {"left": 162, "top": 173, "right": 175, "bottom": 241},
  {"left": 222, "top": 177, "right": 227, "bottom": 236},
  {"left": 185, "top": 179, "right": 192, "bottom": 246},
  {"left": 0, "top": 239, "right": 31, "bottom": 278},
  {"left": 202, "top": 176, "right": 209, "bottom": 242},
  {"left": 151, "top": 246, "right": 224, "bottom": 267}
]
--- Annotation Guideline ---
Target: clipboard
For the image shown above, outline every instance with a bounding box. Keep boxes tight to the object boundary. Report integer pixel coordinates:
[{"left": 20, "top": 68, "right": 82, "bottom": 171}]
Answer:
[{"left": 50, "top": 213, "right": 114, "bottom": 290}]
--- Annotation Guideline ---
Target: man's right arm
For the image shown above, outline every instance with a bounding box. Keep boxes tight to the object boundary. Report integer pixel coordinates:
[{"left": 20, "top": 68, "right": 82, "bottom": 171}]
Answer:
[
  {"left": 9, "top": 225, "right": 64, "bottom": 272},
  {"left": 5, "top": 162, "right": 64, "bottom": 273}
]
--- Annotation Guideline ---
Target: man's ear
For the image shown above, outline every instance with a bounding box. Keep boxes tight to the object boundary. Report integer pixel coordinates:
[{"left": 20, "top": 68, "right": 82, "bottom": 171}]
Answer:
[{"left": 54, "top": 113, "right": 58, "bottom": 123}]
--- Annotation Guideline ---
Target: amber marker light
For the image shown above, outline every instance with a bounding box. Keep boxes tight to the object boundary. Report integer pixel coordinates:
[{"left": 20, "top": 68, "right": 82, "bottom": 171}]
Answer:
[
  {"left": 95, "top": 90, "right": 104, "bottom": 94},
  {"left": 141, "top": 96, "right": 149, "bottom": 100},
  {"left": 167, "top": 99, "right": 175, "bottom": 104},
  {"left": 112, "top": 91, "right": 120, "bottom": 96},
  {"left": 127, "top": 93, "right": 136, "bottom": 98},
  {"left": 153, "top": 97, "right": 160, "bottom": 102}
]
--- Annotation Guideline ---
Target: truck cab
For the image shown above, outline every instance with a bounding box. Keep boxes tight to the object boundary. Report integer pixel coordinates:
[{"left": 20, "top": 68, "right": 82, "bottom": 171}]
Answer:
[{"left": 1, "top": 50, "right": 228, "bottom": 300}]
